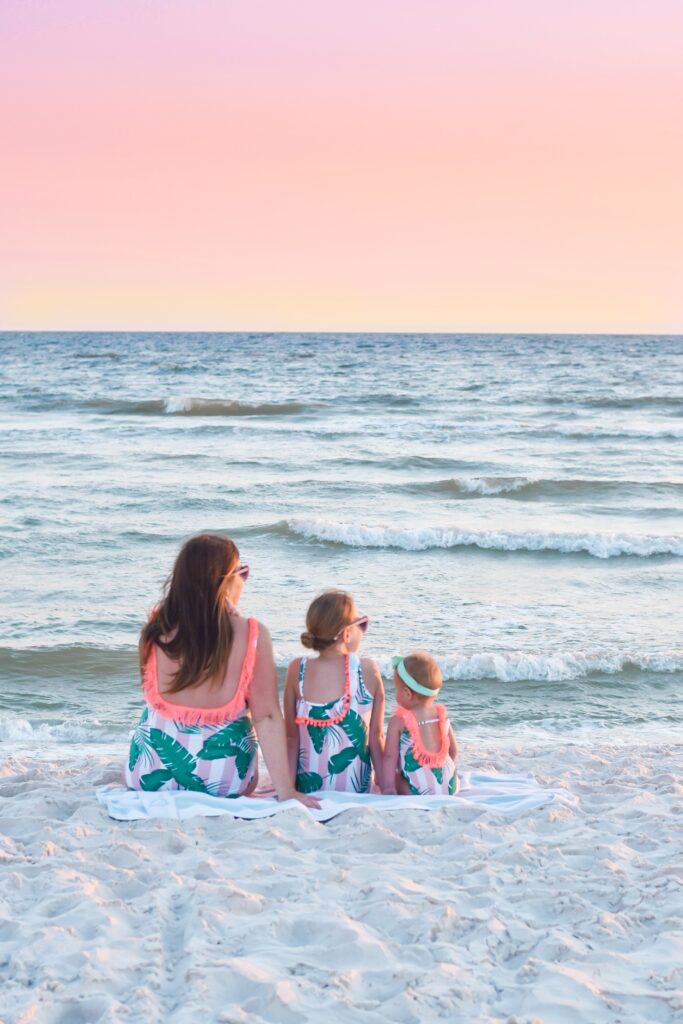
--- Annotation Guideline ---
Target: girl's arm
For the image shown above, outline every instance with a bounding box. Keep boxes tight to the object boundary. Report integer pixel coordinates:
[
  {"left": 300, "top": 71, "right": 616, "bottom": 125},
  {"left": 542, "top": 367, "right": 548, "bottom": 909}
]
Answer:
[
  {"left": 248, "top": 625, "right": 320, "bottom": 808},
  {"left": 362, "top": 659, "right": 386, "bottom": 784},
  {"left": 449, "top": 726, "right": 458, "bottom": 763},
  {"left": 283, "top": 660, "right": 301, "bottom": 784},
  {"left": 382, "top": 717, "right": 402, "bottom": 795}
]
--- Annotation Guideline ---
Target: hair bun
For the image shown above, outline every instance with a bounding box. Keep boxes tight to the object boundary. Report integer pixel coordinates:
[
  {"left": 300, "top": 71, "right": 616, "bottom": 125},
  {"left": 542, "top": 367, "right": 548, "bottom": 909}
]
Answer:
[{"left": 300, "top": 630, "right": 315, "bottom": 649}]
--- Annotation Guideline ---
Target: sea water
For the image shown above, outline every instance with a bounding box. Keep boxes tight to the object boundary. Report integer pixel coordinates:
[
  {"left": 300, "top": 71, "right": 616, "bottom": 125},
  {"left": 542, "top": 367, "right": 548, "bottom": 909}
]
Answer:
[{"left": 0, "top": 333, "right": 681, "bottom": 755}]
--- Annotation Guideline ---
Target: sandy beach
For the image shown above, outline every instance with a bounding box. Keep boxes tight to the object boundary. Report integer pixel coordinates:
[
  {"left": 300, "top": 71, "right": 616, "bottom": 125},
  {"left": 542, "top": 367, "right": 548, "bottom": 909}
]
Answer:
[{"left": 2, "top": 738, "right": 681, "bottom": 1024}]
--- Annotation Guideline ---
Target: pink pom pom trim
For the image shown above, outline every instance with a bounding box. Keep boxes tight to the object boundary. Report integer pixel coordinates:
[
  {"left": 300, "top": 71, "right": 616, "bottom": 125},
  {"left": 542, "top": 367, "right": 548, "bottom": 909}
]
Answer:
[
  {"left": 395, "top": 704, "right": 449, "bottom": 768},
  {"left": 295, "top": 654, "right": 351, "bottom": 727}
]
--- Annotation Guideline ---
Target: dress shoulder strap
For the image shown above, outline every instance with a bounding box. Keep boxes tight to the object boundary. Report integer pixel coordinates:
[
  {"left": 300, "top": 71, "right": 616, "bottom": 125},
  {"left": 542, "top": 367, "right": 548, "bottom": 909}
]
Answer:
[
  {"left": 349, "top": 652, "right": 362, "bottom": 692},
  {"left": 238, "top": 617, "right": 260, "bottom": 697}
]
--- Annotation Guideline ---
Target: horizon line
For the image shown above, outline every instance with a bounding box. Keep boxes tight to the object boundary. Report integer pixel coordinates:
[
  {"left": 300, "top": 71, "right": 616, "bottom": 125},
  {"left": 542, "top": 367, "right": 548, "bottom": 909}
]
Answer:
[{"left": 2, "top": 328, "right": 682, "bottom": 339}]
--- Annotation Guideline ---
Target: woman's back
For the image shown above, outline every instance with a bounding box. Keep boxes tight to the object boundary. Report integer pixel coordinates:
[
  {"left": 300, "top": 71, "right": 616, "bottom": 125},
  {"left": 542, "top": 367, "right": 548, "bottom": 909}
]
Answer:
[{"left": 155, "top": 613, "right": 250, "bottom": 710}]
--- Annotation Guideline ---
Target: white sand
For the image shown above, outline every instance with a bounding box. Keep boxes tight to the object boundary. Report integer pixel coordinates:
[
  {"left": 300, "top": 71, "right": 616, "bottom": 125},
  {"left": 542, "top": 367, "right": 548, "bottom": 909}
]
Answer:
[{"left": 1, "top": 739, "right": 682, "bottom": 1024}]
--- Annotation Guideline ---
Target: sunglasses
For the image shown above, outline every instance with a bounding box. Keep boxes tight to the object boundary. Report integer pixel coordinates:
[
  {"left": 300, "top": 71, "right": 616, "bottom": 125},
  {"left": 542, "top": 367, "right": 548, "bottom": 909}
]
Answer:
[
  {"left": 335, "top": 615, "right": 369, "bottom": 639},
  {"left": 231, "top": 563, "right": 250, "bottom": 582}
]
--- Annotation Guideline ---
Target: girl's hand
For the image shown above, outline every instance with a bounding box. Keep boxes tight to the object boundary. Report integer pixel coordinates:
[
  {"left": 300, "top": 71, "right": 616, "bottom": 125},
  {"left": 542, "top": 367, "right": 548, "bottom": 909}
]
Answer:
[
  {"left": 294, "top": 791, "right": 322, "bottom": 809},
  {"left": 277, "top": 788, "right": 321, "bottom": 809}
]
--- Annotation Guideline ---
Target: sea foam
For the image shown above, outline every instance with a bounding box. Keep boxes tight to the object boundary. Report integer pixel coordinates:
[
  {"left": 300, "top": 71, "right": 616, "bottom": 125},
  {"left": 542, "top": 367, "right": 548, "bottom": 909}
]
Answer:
[
  {"left": 423, "top": 650, "right": 683, "bottom": 683},
  {"left": 0, "top": 715, "right": 125, "bottom": 745},
  {"left": 283, "top": 519, "right": 683, "bottom": 558}
]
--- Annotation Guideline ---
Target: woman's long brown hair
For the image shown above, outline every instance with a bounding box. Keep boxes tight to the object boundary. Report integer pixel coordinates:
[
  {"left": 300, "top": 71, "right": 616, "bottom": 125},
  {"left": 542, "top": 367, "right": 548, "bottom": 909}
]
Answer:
[{"left": 141, "top": 533, "right": 240, "bottom": 692}]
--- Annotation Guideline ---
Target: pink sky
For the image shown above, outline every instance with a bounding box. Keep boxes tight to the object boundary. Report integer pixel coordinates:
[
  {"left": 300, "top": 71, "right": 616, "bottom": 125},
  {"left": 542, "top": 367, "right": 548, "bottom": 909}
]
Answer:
[{"left": 1, "top": 1, "right": 682, "bottom": 332}]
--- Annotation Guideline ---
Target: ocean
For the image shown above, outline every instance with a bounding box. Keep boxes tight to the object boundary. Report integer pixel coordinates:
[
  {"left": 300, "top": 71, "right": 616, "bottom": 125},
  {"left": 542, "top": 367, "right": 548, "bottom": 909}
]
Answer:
[{"left": 1, "top": 332, "right": 681, "bottom": 756}]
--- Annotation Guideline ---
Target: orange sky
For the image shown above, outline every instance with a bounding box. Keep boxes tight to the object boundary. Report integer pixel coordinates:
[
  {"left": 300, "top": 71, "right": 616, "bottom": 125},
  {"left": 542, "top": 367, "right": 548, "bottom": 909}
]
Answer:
[{"left": 1, "top": 1, "right": 682, "bottom": 332}]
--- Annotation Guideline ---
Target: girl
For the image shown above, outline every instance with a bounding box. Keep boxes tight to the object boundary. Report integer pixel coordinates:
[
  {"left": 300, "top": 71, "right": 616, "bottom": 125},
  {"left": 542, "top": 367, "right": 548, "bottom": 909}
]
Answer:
[
  {"left": 126, "top": 533, "right": 318, "bottom": 808},
  {"left": 284, "top": 590, "right": 385, "bottom": 793},
  {"left": 382, "top": 650, "right": 458, "bottom": 796}
]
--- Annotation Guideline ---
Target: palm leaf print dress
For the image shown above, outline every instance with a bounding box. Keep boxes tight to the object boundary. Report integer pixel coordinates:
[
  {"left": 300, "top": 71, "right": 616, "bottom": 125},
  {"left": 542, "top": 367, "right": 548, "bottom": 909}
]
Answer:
[
  {"left": 126, "top": 618, "right": 260, "bottom": 798},
  {"left": 295, "top": 653, "right": 374, "bottom": 793}
]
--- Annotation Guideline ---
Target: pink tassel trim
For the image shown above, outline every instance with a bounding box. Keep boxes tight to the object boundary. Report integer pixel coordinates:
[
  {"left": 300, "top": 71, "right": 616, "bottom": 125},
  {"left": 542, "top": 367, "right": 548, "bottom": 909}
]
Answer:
[
  {"left": 395, "top": 704, "right": 449, "bottom": 768},
  {"left": 141, "top": 617, "right": 260, "bottom": 726},
  {"left": 295, "top": 655, "right": 351, "bottom": 727}
]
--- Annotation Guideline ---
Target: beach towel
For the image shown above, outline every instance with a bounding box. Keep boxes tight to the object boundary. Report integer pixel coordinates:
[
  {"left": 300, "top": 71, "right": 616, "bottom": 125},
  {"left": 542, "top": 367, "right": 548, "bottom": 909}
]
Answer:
[{"left": 97, "top": 771, "right": 574, "bottom": 822}]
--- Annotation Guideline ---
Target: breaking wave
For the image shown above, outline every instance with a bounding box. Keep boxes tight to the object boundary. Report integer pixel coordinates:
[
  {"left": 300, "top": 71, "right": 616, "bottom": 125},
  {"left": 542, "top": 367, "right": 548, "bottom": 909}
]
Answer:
[
  {"left": 425, "top": 650, "right": 683, "bottom": 683},
  {"left": 279, "top": 519, "right": 683, "bottom": 558},
  {"left": 83, "top": 397, "right": 320, "bottom": 417},
  {"left": 408, "top": 477, "right": 683, "bottom": 500},
  {"left": 0, "top": 715, "right": 126, "bottom": 745}
]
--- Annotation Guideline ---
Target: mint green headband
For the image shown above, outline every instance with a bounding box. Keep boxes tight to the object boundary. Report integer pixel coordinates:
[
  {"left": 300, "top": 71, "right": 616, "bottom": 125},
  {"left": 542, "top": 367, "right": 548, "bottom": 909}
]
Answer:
[{"left": 392, "top": 656, "right": 437, "bottom": 697}]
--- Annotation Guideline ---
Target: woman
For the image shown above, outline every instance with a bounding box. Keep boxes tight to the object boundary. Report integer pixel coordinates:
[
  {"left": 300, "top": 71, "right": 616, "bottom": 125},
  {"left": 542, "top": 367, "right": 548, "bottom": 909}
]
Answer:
[{"left": 126, "top": 533, "right": 318, "bottom": 808}]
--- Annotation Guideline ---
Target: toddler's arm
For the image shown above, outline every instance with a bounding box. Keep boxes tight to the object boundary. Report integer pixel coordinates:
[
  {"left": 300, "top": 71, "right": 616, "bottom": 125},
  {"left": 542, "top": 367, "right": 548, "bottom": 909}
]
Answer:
[{"left": 381, "top": 717, "right": 402, "bottom": 795}]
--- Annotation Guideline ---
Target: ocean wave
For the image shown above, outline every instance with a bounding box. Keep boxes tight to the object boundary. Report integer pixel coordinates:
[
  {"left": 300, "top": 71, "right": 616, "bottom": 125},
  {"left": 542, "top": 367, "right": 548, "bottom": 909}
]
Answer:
[
  {"left": 82, "top": 397, "right": 320, "bottom": 417},
  {"left": 424, "top": 651, "right": 683, "bottom": 683},
  {"left": 345, "top": 392, "right": 422, "bottom": 408},
  {"left": 519, "top": 425, "right": 683, "bottom": 442},
  {"left": 0, "top": 645, "right": 136, "bottom": 679},
  {"left": 280, "top": 519, "right": 683, "bottom": 558},
  {"left": 409, "top": 477, "right": 683, "bottom": 500},
  {"left": 326, "top": 455, "right": 502, "bottom": 473},
  {"left": 556, "top": 394, "right": 683, "bottom": 412},
  {"left": 0, "top": 715, "right": 126, "bottom": 745},
  {"left": 427, "top": 476, "right": 530, "bottom": 496}
]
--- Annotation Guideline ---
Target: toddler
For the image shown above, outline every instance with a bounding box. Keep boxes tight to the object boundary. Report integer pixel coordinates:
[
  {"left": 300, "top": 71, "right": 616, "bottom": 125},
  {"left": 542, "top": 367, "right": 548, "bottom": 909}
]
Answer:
[{"left": 383, "top": 651, "right": 458, "bottom": 795}]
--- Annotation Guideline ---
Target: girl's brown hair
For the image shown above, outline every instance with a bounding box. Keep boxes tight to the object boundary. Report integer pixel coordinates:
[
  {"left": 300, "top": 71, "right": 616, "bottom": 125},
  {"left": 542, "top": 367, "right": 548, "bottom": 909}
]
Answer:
[
  {"left": 301, "top": 590, "right": 355, "bottom": 651},
  {"left": 141, "top": 533, "right": 240, "bottom": 692}
]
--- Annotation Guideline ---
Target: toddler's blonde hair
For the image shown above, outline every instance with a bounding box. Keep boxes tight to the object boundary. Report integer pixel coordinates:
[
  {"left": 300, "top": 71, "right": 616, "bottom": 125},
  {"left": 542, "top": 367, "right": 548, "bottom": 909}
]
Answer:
[{"left": 402, "top": 650, "right": 442, "bottom": 692}]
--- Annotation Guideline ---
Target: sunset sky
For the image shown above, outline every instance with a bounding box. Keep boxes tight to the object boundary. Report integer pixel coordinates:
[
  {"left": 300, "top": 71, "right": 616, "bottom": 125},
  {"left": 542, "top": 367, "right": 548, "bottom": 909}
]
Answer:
[{"left": 1, "top": 1, "right": 682, "bottom": 332}]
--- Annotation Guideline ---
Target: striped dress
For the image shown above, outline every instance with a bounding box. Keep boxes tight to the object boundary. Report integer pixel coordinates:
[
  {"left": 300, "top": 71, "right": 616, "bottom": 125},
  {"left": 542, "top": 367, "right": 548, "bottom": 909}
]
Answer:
[
  {"left": 294, "top": 653, "right": 374, "bottom": 793},
  {"left": 395, "top": 704, "right": 458, "bottom": 796},
  {"left": 125, "top": 618, "right": 260, "bottom": 798}
]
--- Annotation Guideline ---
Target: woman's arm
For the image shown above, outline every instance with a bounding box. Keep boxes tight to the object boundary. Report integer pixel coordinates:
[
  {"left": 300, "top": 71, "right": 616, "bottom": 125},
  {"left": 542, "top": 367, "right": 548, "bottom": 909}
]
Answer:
[
  {"left": 362, "top": 659, "right": 385, "bottom": 784},
  {"left": 283, "top": 660, "right": 301, "bottom": 784},
  {"left": 248, "top": 625, "right": 320, "bottom": 808},
  {"left": 138, "top": 635, "right": 147, "bottom": 678},
  {"left": 381, "top": 717, "right": 401, "bottom": 794}
]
